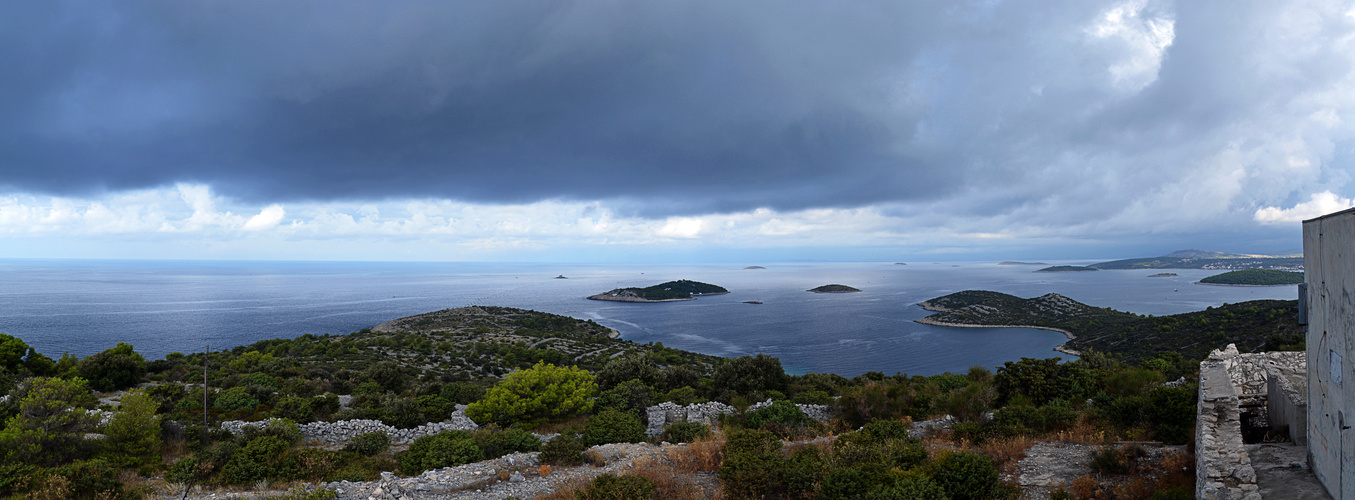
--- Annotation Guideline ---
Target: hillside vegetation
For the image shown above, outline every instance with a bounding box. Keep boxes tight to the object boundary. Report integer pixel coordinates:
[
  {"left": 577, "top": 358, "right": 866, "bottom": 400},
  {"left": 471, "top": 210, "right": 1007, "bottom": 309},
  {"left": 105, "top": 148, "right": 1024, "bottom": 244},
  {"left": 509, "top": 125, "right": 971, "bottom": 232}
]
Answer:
[
  {"left": 1198, "top": 269, "right": 1304, "bottom": 286},
  {"left": 918, "top": 290, "right": 1301, "bottom": 363}
]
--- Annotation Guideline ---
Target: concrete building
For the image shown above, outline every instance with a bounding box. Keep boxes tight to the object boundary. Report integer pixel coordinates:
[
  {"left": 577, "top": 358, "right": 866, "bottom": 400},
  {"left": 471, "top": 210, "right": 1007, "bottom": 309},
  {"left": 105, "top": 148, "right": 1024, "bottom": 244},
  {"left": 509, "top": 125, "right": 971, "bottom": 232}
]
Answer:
[{"left": 1303, "top": 208, "right": 1355, "bottom": 499}]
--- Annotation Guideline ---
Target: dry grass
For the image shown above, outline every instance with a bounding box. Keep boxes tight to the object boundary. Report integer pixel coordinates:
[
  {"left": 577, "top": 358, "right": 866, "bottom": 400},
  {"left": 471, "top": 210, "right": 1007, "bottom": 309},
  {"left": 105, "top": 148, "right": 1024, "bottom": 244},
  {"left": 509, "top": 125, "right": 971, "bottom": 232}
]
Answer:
[
  {"left": 1050, "top": 418, "right": 1116, "bottom": 445},
  {"left": 662, "top": 434, "right": 725, "bottom": 474},
  {"left": 977, "top": 435, "right": 1036, "bottom": 474}
]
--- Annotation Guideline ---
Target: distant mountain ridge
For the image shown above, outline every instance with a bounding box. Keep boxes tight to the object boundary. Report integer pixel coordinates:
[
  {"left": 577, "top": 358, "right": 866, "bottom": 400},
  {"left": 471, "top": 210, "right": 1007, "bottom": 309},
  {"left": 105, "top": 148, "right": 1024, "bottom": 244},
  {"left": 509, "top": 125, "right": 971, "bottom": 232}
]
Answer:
[{"left": 1091, "top": 249, "right": 1302, "bottom": 270}]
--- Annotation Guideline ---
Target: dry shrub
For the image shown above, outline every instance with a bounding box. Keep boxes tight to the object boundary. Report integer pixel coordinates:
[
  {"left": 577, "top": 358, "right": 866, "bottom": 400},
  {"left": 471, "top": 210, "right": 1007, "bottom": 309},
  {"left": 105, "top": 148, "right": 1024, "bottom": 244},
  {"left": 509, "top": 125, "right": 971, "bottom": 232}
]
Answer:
[
  {"left": 539, "top": 465, "right": 553, "bottom": 477},
  {"left": 1069, "top": 474, "right": 1105, "bottom": 499},
  {"left": 1052, "top": 418, "right": 1113, "bottom": 445},
  {"left": 630, "top": 460, "right": 721, "bottom": 500},
  {"left": 663, "top": 435, "right": 725, "bottom": 474},
  {"left": 582, "top": 450, "right": 607, "bottom": 467},
  {"left": 539, "top": 476, "right": 593, "bottom": 500},
  {"left": 1111, "top": 478, "right": 1157, "bottom": 500},
  {"left": 978, "top": 435, "right": 1035, "bottom": 472}
]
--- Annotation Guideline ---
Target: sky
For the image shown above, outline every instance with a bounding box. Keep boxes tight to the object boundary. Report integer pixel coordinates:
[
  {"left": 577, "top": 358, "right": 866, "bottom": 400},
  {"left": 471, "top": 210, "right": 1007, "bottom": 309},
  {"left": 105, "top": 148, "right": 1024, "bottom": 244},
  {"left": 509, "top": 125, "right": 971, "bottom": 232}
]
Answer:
[{"left": 2, "top": 0, "right": 1353, "bottom": 263}]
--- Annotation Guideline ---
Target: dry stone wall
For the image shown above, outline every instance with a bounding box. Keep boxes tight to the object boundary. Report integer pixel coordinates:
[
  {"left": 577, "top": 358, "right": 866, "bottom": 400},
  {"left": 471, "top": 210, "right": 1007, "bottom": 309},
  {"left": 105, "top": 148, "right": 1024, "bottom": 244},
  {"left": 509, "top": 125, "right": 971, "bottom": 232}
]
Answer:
[{"left": 644, "top": 400, "right": 836, "bottom": 437}]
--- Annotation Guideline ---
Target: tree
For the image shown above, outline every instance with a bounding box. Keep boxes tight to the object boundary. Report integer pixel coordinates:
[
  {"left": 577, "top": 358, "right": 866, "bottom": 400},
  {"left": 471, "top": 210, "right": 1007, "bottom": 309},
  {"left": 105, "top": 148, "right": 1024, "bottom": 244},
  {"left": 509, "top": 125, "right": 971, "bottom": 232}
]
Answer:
[
  {"left": 465, "top": 362, "right": 596, "bottom": 427},
  {"left": 712, "top": 354, "right": 790, "bottom": 401},
  {"left": 0, "top": 377, "right": 98, "bottom": 465},
  {"left": 596, "top": 355, "right": 661, "bottom": 390},
  {"left": 102, "top": 389, "right": 161, "bottom": 466},
  {"left": 595, "top": 379, "right": 655, "bottom": 420},
  {"left": 75, "top": 343, "right": 146, "bottom": 392}
]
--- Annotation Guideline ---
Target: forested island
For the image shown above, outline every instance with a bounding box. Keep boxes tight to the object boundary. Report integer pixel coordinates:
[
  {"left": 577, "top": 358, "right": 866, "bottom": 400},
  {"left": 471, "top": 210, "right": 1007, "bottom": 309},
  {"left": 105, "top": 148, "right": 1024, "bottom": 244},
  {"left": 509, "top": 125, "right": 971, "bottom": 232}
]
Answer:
[
  {"left": 1033, "top": 265, "right": 1098, "bottom": 273},
  {"left": 0, "top": 293, "right": 1290, "bottom": 499},
  {"left": 1197, "top": 269, "right": 1304, "bottom": 286},
  {"left": 917, "top": 290, "right": 1301, "bottom": 363},
  {"left": 587, "top": 280, "right": 730, "bottom": 302},
  {"left": 807, "top": 284, "right": 861, "bottom": 293}
]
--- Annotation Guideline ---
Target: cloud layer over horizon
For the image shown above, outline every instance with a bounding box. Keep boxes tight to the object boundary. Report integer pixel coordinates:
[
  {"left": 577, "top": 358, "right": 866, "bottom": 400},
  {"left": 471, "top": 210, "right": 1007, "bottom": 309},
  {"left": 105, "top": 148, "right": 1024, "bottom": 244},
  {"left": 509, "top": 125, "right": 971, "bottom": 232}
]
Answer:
[{"left": 2, "top": 0, "right": 1353, "bottom": 260}]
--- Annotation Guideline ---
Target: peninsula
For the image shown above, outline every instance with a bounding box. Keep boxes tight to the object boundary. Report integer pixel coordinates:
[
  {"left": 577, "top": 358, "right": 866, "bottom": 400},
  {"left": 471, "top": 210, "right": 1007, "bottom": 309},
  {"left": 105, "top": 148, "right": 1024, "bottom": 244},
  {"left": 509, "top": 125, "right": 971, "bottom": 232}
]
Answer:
[
  {"left": 808, "top": 284, "right": 860, "bottom": 293},
  {"left": 1090, "top": 249, "right": 1303, "bottom": 271},
  {"left": 916, "top": 290, "right": 1300, "bottom": 363},
  {"left": 588, "top": 279, "right": 730, "bottom": 302},
  {"left": 1034, "top": 265, "right": 1097, "bottom": 273},
  {"left": 1197, "top": 269, "right": 1304, "bottom": 286}
]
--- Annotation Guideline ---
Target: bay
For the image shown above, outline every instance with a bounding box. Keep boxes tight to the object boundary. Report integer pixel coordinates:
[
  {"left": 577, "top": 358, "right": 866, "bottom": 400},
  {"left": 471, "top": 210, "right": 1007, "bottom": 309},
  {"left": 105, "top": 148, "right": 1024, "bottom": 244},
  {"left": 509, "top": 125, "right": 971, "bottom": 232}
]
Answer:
[{"left": 0, "top": 259, "right": 1298, "bottom": 376}]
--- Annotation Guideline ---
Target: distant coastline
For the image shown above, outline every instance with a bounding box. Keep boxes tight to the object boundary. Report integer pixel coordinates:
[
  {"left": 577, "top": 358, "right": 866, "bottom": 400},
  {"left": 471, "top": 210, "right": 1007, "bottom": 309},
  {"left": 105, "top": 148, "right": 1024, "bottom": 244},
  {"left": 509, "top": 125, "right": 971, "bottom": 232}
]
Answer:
[{"left": 914, "top": 315, "right": 1080, "bottom": 356}]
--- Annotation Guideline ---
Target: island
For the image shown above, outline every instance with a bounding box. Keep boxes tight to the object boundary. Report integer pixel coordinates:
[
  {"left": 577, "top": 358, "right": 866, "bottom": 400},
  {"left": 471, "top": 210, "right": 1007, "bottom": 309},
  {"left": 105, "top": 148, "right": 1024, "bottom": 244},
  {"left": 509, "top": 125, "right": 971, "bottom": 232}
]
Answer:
[
  {"left": 893, "top": 262, "right": 907, "bottom": 266},
  {"left": 1148, "top": 273, "right": 1178, "bottom": 277},
  {"left": 999, "top": 261, "right": 1048, "bottom": 266},
  {"left": 1034, "top": 265, "right": 1098, "bottom": 273},
  {"left": 554, "top": 275, "right": 568, "bottom": 279},
  {"left": 808, "top": 284, "right": 861, "bottom": 293},
  {"left": 1197, "top": 269, "right": 1304, "bottom": 286},
  {"left": 916, "top": 290, "right": 1300, "bottom": 363},
  {"left": 1090, "top": 249, "right": 1303, "bottom": 270},
  {"left": 744, "top": 300, "right": 763, "bottom": 304},
  {"left": 588, "top": 279, "right": 730, "bottom": 302},
  {"left": 742, "top": 266, "right": 766, "bottom": 270}
]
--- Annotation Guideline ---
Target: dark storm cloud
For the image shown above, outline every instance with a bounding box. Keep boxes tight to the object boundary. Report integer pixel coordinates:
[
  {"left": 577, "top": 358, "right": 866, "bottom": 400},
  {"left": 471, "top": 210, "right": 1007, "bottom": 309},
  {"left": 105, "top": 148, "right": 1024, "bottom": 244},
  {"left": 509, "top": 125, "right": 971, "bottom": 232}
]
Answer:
[
  {"left": 0, "top": 0, "right": 962, "bottom": 213},
  {"left": 2, "top": 0, "right": 1350, "bottom": 225}
]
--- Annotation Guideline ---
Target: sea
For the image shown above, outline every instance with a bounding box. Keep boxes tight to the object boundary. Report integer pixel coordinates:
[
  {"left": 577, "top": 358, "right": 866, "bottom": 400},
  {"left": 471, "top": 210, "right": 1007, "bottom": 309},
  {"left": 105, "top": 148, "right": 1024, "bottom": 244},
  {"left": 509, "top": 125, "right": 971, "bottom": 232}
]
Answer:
[{"left": 0, "top": 259, "right": 1300, "bottom": 377}]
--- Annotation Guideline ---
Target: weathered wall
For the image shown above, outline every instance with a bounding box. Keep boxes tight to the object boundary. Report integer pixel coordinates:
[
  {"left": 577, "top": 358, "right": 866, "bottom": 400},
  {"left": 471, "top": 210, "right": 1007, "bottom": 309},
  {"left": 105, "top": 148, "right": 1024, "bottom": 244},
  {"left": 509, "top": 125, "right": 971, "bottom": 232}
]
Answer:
[
  {"left": 1266, "top": 360, "right": 1308, "bottom": 445},
  {"left": 1304, "top": 209, "right": 1355, "bottom": 500},
  {"left": 1197, "top": 348, "right": 1260, "bottom": 500}
]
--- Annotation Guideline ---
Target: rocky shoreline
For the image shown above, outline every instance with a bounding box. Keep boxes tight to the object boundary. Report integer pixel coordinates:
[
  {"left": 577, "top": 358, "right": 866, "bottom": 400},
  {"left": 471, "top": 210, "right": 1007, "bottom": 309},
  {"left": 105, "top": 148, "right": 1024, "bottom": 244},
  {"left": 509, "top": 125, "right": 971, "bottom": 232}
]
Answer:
[{"left": 913, "top": 316, "right": 1081, "bottom": 356}]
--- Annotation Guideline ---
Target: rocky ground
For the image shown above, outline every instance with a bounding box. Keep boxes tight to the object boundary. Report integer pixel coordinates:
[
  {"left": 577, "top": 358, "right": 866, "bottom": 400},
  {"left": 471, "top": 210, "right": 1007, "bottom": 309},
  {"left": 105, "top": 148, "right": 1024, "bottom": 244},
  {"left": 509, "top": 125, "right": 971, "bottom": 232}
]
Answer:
[{"left": 155, "top": 441, "right": 708, "bottom": 500}]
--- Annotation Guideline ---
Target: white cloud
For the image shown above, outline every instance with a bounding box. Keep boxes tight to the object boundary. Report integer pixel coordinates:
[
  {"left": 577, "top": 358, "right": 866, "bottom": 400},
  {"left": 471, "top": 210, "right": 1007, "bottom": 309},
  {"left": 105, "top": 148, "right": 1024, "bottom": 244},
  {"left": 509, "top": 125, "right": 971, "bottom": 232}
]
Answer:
[
  {"left": 243, "top": 205, "right": 286, "bottom": 231},
  {"left": 1087, "top": 0, "right": 1175, "bottom": 92},
  {"left": 1255, "top": 191, "right": 1354, "bottom": 223}
]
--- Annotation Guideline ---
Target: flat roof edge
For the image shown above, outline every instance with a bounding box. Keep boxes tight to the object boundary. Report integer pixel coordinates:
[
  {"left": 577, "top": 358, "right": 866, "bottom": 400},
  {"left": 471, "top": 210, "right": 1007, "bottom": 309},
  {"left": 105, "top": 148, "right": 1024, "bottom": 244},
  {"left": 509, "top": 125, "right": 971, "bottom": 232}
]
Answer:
[{"left": 1302, "top": 206, "right": 1355, "bottom": 224}]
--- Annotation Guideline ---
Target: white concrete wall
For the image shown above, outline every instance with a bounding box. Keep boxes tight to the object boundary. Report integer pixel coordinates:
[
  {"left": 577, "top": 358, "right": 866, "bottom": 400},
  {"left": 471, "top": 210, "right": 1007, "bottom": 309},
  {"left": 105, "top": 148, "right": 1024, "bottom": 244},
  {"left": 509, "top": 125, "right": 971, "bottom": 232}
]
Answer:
[{"left": 1303, "top": 208, "right": 1355, "bottom": 500}]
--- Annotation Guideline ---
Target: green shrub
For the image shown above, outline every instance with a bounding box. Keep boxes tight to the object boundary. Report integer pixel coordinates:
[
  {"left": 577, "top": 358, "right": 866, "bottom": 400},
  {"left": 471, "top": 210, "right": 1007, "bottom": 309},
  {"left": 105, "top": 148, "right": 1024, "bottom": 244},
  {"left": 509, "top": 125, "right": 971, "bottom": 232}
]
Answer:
[
  {"left": 417, "top": 394, "right": 456, "bottom": 420},
  {"left": 166, "top": 457, "right": 198, "bottom": 484},
  {"left": 660, "top": 422, "right": 710, "bottom": 443},
  {"left": 663, "top": 386, "right": 700, "bottom": 406},
  {"left": 583, "top": 410, "right": 646, "bottom": 446},
  {"left": 861, "top": 419, "right": 912, "bottom": 441},
  {"left": 712, "top": 354, "right": 789, "bottom": 401},
  {"left": 272, "top": 397, "right": 315, "bottom": 423},
  {"left": 792, "top": 390, "right": 832, "bottom": 405},
  {"left": 101, "top": 389, "right": 162, "bottom": 466},
  {"left": 221, "top": 435, "right": 295, "bottom": 484},
  {"left": 866, "top": 476, "right": 950, "bottom": 500},
  {"left": 576, "top": 473, "right": 657, "bottom": 499},
  {"left": 379, "top": 395, "right": 425, "bottom": 429},
  {"left": 46, "top": 459, "right": 124, "bottom": 499},
  {"left": 821, "top": 466, "right": 874, "bottom": 500},
  {"left": 744, "top": 400, "right": 812, "bottom": 430},
  {"left": 540, "top": 432, "right": 586, "bottom": 466},
  {"left": 239, "top": 419, "right": 302, "bottom": 446},
  {"left": 1145, "top": 386, "right": 1194, "bottom": 445},
  {"left": 343, "top": 431, "right": 391, "bottom": 456},
  {"left": 473, "top": 426, "right": 542, "bottom": 459},
  {"left": 441, "top": 382, "right": 485, "bottom": 405},
  {"left": 596, "top": 355, "right": 663, "bottom": 390},
  {"left": 718, "top": 429, "right": 782, "bottom": 499},
  {"left": 1146, "top": 486, "right": 1193, "bottom": 500},
  {"left": 75, "top": 342, "right": 146, "bottom": 392},
  {"left": 214, "top": 387, "right": 262, "bottom": 414},
  {"left": 949, "top": 421, "right": 989, "bottom": 444},
  {"left": 465, "top": 362, "right": 596, "bottom": 427},
  {"left": 931, "top": 451, "right": 999, "bottom": 500},
  {"left": 399, "top": 430, "right": 483, "bottom": 475},
  {"left": 0, "top": 463, "right": 34, "bottom": 497},
  {"left": 595, "top": 379, "right": 655, "bottom": 419}
]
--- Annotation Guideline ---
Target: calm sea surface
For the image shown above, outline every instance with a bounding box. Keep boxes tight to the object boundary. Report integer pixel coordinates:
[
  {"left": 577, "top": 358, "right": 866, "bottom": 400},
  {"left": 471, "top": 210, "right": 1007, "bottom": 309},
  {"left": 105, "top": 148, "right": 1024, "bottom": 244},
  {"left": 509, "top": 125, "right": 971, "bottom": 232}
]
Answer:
[{"left": 0, "top": 259, "right": 1298, "bottom": 376}]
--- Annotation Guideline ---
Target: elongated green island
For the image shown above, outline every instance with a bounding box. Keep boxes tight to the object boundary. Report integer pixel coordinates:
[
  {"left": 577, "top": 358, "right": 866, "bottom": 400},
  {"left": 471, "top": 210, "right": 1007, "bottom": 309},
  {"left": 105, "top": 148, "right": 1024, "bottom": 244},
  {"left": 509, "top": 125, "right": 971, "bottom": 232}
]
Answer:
[
  {"left": 1197, "top": 269, "right": 1304, "bottom": 286},
  {"left": 588, "top": 279, "right": 730, "bottom": 302},
  {"left": 1034, "top": 265, "right": 1098, "bottom": 273}
]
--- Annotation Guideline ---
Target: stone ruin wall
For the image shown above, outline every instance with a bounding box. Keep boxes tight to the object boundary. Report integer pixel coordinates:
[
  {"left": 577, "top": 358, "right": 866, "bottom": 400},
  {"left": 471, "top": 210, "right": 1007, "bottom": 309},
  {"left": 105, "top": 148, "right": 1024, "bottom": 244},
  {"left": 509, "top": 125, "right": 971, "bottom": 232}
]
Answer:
[{"left": 1195, "top": 345, "right": 1306, "bottom": 500}]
